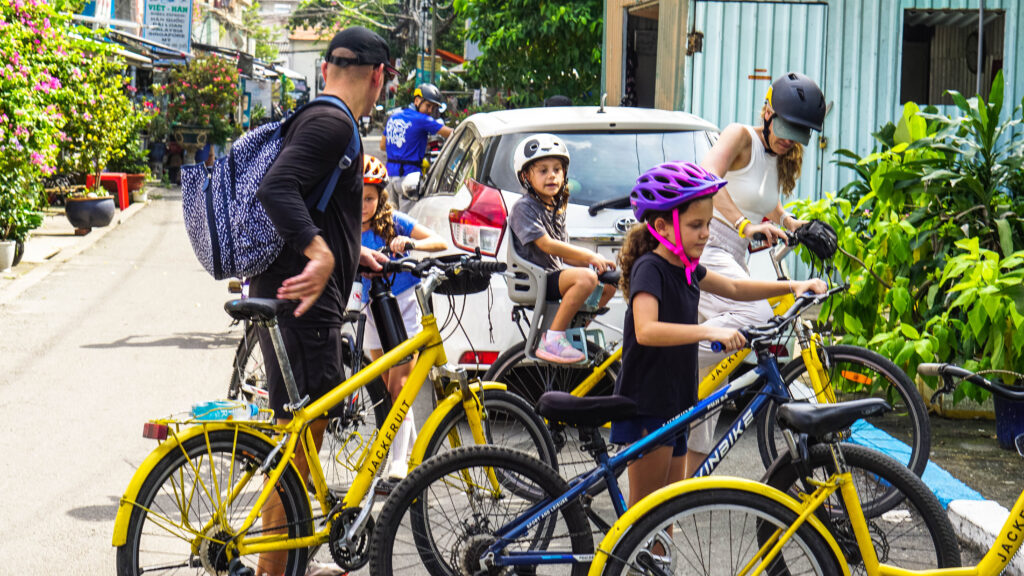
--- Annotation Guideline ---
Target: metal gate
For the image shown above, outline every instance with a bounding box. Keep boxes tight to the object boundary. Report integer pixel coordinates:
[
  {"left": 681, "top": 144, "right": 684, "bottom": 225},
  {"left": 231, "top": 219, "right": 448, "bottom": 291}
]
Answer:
[{"left": 686, "top": 0, "right": 829, "bottom": 203}]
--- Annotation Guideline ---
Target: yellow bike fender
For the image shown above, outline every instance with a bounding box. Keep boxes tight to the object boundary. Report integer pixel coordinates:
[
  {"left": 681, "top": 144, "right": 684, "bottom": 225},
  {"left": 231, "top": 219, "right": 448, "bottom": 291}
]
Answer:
[
  {"left": 408, "top": 382, "right": 508, "bottom": 469},
  {"left": 588, "top": 476, "right": 851, "bottom": 576},
  {"left": 112, "top": 424, "right": 280, "bottom": 547}
]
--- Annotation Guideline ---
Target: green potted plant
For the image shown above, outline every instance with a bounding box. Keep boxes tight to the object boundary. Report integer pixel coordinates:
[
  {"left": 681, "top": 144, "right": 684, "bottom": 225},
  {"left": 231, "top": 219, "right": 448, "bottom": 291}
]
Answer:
[{"left": 156, "top": 56, "right": 241, "bottom": 164}]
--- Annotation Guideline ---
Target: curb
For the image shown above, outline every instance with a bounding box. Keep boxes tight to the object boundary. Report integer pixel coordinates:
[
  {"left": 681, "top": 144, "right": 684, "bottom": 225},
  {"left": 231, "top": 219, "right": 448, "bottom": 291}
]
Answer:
[
  {"left": 948, "top": 499, "right": 1024, "bottom": 575},
  {"left": 0, "top": 199, "right": 148, "bottom": 307}
]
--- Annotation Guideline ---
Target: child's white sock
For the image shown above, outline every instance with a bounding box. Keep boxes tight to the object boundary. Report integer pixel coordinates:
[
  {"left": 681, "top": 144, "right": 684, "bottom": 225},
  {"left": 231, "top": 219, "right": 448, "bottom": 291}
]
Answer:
[{"left": 388, "top": 411, "right": 416, "bottom": 479}]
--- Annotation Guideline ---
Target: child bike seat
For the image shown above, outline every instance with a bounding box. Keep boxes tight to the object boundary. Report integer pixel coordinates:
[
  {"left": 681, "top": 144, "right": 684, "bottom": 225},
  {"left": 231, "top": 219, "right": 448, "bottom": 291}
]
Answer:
[
  {"left": 536, "top": 391, "right": 638, "bottom": 427},
  {"left": 776, "top": 398, "right": 890, "bottom": 439}
]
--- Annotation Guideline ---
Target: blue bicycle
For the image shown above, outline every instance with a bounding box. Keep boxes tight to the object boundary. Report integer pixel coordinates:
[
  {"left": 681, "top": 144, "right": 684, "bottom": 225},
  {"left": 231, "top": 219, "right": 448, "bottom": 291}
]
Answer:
[{"left": 367, "top": 286, "right": 954, "bottom": 576}]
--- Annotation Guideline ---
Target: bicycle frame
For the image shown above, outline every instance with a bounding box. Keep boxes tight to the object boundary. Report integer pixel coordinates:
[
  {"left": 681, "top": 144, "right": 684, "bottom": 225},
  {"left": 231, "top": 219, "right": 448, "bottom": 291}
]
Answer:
[
  {"left": 113, "top": 290, "right": 499, "bottom": 553},
  {"left": 481, "top": 346, "right": 818, "bottom": 569}
]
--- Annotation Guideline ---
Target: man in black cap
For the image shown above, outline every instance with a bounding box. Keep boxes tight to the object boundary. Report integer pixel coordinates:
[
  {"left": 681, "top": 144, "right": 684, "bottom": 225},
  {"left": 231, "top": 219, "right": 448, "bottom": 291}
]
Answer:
[{"left": 253, "top": 25, "right": 395, "bottom": 576}]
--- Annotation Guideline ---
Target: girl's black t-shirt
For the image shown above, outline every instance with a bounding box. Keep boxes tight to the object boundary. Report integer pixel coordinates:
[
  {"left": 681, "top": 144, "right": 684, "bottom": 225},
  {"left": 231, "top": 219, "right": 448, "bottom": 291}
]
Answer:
[{"left": 614, "top": 252, "right": 706, "bottom": 419}]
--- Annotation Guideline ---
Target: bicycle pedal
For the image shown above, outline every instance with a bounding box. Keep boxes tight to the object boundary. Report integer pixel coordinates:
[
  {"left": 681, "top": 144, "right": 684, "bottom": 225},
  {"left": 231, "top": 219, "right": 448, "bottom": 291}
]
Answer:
[{"left": 227, "top": 558, "right": 255, "bottom": 576}]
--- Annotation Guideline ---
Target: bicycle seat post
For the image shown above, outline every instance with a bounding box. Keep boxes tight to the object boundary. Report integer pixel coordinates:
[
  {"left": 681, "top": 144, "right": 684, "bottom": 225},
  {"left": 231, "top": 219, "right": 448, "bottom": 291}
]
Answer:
[{"left": 263, "top": 318, "right": 308, "bottom": 412}]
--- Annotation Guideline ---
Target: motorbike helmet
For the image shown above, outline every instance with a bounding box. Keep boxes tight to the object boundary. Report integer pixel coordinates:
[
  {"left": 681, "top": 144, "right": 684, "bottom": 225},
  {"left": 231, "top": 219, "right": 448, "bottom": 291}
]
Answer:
[
  {"left": 513, "top": 133, "right": 570, "bottom": 180},
  {"left": 763, "top": 72, "right": 826, "bottom": 146},
  {"left": 631, "top": 162, "right": 725, "bottom": 221},
  {"left": 363, "top": 155, "right": 389, "bottom": 188},
  {"left": 631, "top": 161, "right": 726, "bottom": 284},
  {"left": 413, "top": 83, "right": 444, "bottom": 106}
]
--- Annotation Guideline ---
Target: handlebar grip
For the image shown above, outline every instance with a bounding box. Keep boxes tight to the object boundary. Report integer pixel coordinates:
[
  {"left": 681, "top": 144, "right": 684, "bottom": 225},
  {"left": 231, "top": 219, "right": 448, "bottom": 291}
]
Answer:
[
  {"left": 917, "top": 363, "right": 945, "bottom": 377},
  {"left": 404, "top": 241, "right": 415, "bottom": 252},
  {"left": 598, "top": 269, "right": 621, "bottom": 285},
  {"left": 463, "top": 260, "right": 507, "bottom": 274},
  {"left": 378, "top": 260, "right": 406, "bottom": 274},
  {"left": 710, "top": 341, "right": 725, "bottom": 353}
]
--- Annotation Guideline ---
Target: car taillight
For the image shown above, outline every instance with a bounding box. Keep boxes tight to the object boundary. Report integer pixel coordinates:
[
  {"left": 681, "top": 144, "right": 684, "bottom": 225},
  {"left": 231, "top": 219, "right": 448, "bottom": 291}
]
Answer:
[
  {"left": 458, "top": 351, "right": 500, "bottom": 365},
  {"left": 449, "top": 179, "right": 507, "bottom": 256}
]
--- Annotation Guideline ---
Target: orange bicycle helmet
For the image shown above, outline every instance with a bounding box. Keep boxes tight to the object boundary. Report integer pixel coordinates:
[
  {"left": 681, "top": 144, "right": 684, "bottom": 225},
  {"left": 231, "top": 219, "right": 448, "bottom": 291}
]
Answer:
[{"left": 363, "top": 155, "right": 389, "bottom": 187}]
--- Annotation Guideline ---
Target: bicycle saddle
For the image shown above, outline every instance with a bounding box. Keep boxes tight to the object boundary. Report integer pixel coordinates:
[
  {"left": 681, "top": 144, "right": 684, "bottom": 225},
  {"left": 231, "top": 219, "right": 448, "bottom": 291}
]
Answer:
[
  {"left": 224, "top": 298, "right": 298, "bottom": 323},
  {"left": 536, "top": 391, "right": 637, "bottom": 428},
  {"left": 776, "top": 398, "right": 890, "bottom": 439}
]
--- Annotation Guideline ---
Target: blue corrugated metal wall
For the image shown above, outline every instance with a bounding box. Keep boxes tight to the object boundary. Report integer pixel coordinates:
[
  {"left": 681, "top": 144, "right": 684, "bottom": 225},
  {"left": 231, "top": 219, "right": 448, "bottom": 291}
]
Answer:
[
  {"left": 682, "top": 0, "right": 1022, "bottom": 199},
  {"left": 822, "top": 0, "right": 1022, "bottom": 197}
]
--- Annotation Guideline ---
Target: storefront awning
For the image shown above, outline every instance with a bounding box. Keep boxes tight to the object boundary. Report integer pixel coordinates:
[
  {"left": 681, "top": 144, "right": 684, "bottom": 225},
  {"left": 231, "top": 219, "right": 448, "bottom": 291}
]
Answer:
[{"left": 275, "top": 66, "right": 306, "bottom": 82}]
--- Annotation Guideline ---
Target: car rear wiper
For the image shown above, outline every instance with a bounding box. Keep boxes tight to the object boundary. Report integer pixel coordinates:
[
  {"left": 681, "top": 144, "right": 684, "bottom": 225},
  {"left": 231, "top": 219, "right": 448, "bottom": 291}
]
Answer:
[{"left": 588, "top": 194, "right": 631, "bottom": 216}]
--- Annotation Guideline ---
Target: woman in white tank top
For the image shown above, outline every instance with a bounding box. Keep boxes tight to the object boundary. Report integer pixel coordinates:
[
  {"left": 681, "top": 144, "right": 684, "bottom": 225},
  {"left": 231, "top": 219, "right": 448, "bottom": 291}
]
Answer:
[{"left": 684, "top": 72, "right": 827, "bottom": 472}]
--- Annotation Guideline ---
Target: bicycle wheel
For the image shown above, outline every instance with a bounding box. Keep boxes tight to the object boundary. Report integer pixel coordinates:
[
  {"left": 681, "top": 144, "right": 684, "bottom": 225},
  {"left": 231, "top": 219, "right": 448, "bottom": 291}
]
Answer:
[
  {"left": 228, "top": 322, "right": 268, "bottom": 408},
  {"left": 763, "top": 442, "right": 960, "bottom": 574},
  {"left": 116, "top": 428, "right": 312, "bottom": 576},
  {"left": 601, "top": 488, "right": 842, "bottom": 576},
  {"left": 756, "top": 345, "right": 931, "bottom": 476},
  {"left": 319, "top": 376, "right": 391, "bottom": 494},
  {"left": 485, "top": 341, "right": 618, "bottom": 484},
  {"left": 368, "top": 445, "right": 593, "bottom": 576},
  {"left": 422, "top": 389, "right": 558, "bottom": 468}
]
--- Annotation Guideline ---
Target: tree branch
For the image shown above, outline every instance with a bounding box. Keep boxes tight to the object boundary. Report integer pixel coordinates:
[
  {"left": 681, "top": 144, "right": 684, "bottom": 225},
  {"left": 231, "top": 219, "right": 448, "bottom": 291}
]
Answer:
[{"left": 838, "top": 246, "right": 893, "bottom": 290}]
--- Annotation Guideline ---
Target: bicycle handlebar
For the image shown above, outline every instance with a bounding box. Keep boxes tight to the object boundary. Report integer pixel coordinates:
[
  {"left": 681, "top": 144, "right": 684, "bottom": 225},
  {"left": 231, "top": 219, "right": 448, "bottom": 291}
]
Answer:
[
  {"left": 708, "top": 284, "right": 845, "bottom": 352},
  {"left": 918, "top": 363, "right": 1024, "bottom": 402},
  {"left": 361, "top": 255, "right": 507, "bottom": 280}
]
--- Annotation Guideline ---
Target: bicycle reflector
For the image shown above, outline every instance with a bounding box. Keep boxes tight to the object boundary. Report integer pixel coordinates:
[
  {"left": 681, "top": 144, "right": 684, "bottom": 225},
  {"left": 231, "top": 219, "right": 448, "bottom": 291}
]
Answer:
[
  {"left": 143, "top": 422, "right": 169, "bottom": 441},
  {"left": 459, "top": 351, "right": 499, "bottom": 365},
  {"left": 449, "top": 179, "right": 507, "bottom": 257}
]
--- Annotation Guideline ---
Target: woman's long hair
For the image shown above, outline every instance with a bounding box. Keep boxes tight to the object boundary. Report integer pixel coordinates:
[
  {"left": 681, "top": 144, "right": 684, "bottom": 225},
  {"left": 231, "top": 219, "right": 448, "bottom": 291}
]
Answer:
[
  {"left": 368, "top": 186, "right": 397, "bottom": 247},
  {"left": 762, "top": 105, "right": 804, "bottom": 196}
]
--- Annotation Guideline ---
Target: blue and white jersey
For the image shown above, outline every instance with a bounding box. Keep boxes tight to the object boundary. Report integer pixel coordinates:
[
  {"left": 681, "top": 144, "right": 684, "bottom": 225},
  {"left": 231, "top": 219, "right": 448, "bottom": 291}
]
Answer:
[{"left": 384, "top": 106, "right": 445, "bottom": 177}]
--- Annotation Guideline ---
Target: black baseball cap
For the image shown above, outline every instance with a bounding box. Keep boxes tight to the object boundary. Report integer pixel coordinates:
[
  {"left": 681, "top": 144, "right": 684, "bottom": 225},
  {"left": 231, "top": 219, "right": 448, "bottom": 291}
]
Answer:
[{"left": 325, "top": 26, "right": 398, "bottom": 75}]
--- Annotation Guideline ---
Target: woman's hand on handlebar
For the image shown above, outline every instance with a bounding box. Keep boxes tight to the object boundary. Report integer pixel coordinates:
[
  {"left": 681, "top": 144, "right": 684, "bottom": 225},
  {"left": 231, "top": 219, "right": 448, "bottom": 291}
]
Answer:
[
  {"left": 793, "top": 278, "right": 828, "bottom": 296},
  {"left": 746, "top": 221, "right": 788, "bottom": 245}
]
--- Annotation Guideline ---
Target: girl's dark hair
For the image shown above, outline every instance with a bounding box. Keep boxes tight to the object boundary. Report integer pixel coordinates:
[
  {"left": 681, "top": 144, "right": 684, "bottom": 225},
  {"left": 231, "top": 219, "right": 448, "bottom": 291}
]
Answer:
[{"left": 367, "top": 185, "right": 396, "bottom": 246}]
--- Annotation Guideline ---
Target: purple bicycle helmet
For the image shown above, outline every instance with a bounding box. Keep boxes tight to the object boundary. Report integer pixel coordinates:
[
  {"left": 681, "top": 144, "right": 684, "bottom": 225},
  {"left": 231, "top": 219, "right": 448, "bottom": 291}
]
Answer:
[{"left": 631, "top": 162, "right": 726, "bottom": 221}]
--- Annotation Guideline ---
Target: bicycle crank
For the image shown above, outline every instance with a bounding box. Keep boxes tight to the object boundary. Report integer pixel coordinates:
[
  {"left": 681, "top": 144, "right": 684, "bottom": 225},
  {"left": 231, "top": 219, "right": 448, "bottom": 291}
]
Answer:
[{"left": 328, "top": 507, "right": 374, "bottom": 570}]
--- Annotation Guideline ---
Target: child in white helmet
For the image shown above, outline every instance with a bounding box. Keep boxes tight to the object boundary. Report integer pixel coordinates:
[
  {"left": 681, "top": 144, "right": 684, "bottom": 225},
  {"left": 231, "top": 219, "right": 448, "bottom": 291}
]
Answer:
[{"left": 508, "top": 134, "right": 617, "bottom": 364}]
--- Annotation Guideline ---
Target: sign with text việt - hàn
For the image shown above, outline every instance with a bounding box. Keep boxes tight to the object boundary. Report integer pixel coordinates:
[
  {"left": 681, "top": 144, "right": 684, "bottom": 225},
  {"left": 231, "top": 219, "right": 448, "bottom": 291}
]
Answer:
[{"left": 144, "top": 0, "right": 193, "bottom": 54}]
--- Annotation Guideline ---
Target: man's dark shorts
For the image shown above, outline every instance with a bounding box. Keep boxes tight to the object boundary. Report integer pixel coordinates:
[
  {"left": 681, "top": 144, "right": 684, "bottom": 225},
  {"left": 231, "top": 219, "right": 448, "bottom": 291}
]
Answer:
[{"left": 256, "top": 324, "right": 345, "bottom": 420}]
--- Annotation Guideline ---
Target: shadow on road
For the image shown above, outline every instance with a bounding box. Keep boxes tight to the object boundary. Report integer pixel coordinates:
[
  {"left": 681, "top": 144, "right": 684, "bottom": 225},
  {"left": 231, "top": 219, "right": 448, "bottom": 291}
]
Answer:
[{"left": 80, "top": 331, "right": 238, "bottom": 351}]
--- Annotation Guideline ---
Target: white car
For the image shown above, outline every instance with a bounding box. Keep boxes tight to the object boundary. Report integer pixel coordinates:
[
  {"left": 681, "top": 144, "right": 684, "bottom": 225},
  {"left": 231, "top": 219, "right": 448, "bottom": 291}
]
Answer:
[{"left": 400, "top": 105, "right": 718, "bottom": 372}]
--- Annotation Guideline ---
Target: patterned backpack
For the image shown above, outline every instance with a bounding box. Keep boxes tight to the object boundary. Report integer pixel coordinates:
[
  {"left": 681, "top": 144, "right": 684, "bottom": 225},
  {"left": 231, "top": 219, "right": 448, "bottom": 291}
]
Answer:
[{"left": 181, "top": 95, "right": 361, "bottom": 280}]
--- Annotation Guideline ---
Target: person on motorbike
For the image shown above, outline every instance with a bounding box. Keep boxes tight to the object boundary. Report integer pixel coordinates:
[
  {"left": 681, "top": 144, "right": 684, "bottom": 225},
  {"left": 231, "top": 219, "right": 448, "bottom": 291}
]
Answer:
[{"left": 380, "top": 83, "right": 454, "bottom": 182}]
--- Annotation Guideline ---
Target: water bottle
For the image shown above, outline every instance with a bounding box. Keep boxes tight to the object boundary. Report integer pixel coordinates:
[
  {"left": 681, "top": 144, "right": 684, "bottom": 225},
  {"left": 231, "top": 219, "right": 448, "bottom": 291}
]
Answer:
[{"left": 191, "top": 400, "right": 260, "bottom": 421}]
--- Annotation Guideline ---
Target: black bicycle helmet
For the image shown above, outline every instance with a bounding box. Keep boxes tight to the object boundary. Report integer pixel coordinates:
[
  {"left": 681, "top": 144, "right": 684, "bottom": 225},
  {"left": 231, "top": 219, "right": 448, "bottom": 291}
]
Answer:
[
  {"left": 763, "top": 72, "right": 826, "bottom": 146},
  {"left": 414, "top": 83, "right": 444, "bottom": 106}
]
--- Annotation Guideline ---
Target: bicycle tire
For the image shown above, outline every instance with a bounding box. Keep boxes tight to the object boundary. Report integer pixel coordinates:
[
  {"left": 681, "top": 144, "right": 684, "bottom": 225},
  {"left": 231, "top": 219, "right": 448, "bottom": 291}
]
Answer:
[
  {"left": 763, "top": 442, "right": 961, "bottom": 573},
  {"left": 484, "top": 341, "right": 619, "bottom": 486},
  {"left": 422, "top": 389, "right": 558, "bottom": 468},
  {"left": 368, "top": 445, "right": 593, "bottom": 576},
  {"left": 600, "top": 488, "right": 843, "bottom": 576},
  {"left": 756, "top": 345, "right": 931, "bottom": 476},
  {"left": 116, "top": 429, "right": 312, "bottom": 576}
]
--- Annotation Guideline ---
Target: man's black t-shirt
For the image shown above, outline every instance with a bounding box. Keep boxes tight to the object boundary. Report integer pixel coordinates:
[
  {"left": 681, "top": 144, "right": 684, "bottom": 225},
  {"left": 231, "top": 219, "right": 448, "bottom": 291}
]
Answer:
[
  {"left": 252, "top": 101, "right": 362, "bottom": 328},
  {"left": 614, "top": 252, "right": 706, "bottom": 419}
]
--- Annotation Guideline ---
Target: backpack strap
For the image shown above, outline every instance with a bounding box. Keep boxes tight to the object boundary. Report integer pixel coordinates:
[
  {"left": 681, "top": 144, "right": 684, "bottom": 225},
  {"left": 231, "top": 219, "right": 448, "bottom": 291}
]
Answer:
[{"left": 291, "top": 95, "right": 362, "bottom": 213}]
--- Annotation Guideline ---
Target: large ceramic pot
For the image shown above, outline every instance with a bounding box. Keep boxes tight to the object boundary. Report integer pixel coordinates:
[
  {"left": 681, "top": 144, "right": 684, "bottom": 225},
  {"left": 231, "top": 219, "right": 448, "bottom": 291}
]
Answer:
[
  {"left": 66, "top": 196, "right": 116, "bottom": 234},
  {"left": 172, "top": 125, "right": 209, "bottom": 165}
]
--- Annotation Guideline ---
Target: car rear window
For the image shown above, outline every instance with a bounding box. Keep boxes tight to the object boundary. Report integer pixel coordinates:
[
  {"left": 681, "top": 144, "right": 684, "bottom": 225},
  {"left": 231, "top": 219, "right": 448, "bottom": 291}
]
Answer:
[{"left": 486, "top": 131, "right": 714, "bottom": 207}]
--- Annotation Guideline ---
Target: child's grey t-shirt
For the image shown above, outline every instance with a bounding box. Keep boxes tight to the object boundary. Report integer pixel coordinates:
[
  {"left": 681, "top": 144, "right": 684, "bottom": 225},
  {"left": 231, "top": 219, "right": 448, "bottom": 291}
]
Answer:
[{"left": 509, "top": 194, "right": 567, "bottom": 271}]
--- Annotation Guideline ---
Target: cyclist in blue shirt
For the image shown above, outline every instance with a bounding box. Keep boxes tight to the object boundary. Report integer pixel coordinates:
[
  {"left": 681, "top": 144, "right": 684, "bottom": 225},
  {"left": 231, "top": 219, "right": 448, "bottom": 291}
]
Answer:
[{"left": 380, "top": 83, "right": 453, "bottom": 181}]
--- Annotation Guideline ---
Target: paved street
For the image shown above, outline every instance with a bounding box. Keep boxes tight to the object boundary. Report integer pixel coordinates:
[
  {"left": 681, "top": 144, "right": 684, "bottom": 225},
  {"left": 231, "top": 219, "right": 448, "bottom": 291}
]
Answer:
[{"left": 0, "top": 189, "right": 240, "bottom": 574}]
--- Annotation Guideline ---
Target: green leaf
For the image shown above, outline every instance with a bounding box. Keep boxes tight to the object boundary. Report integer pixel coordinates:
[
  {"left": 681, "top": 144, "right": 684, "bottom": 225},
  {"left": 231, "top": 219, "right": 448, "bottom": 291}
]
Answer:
[
  {"left": 995, "top": 218, "right": 1014, "bottom": 260},
  {"left": 892, "top": 286, "right": 911, "bottom": 316},
  {"left": 844, "top": 314, "right": 864, "bottom": 336},
  {"left": 900, "top": 323, "right": 921, "bottom": 339},
  {"left": 968, "top": 304, "right": 988, "bottom": 340}
]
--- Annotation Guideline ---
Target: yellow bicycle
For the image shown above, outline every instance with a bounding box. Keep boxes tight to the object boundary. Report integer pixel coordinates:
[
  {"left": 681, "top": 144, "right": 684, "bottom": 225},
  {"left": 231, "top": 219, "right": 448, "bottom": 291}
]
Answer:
[
  {"left": 488, "top": 239, "right": 930, "bottom": 483},
  {"left": 112, "top": 256, "right": 555, "bottom": 576},
  {"left": 593, "top": 361, "right": 1024, "bottom": 576}
]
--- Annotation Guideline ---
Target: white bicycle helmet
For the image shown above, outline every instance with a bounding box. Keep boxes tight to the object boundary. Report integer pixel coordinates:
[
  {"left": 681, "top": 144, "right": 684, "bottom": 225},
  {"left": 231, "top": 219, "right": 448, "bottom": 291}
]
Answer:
[{"left": 513, "top": 133, "right": 570, "bottom": 180}]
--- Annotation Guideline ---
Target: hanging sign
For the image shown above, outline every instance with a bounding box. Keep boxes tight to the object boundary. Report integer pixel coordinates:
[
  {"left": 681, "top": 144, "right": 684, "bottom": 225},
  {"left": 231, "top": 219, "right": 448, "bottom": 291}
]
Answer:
[{"left": 144, "top": 0, "right": 193, "bottom": 54}]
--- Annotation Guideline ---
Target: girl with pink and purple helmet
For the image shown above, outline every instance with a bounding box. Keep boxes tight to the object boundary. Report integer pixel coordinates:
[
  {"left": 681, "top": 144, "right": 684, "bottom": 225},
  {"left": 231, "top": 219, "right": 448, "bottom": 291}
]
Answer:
[{"left": 612, "top": 161, "right": 826, "bottom": 513}]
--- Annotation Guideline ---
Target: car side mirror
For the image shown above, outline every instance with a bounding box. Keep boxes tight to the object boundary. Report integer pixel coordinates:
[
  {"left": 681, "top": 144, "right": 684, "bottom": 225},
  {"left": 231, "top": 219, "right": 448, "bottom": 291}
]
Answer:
[{"left": 400, "top": 172, "right": 422, "bottom": 200}]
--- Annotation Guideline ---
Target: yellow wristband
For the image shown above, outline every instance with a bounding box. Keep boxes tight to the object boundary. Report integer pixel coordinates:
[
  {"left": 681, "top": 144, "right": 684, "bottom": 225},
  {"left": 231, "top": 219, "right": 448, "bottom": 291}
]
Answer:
[{"left": 738, "top": 219, "right": 752, "bottom": 238}]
